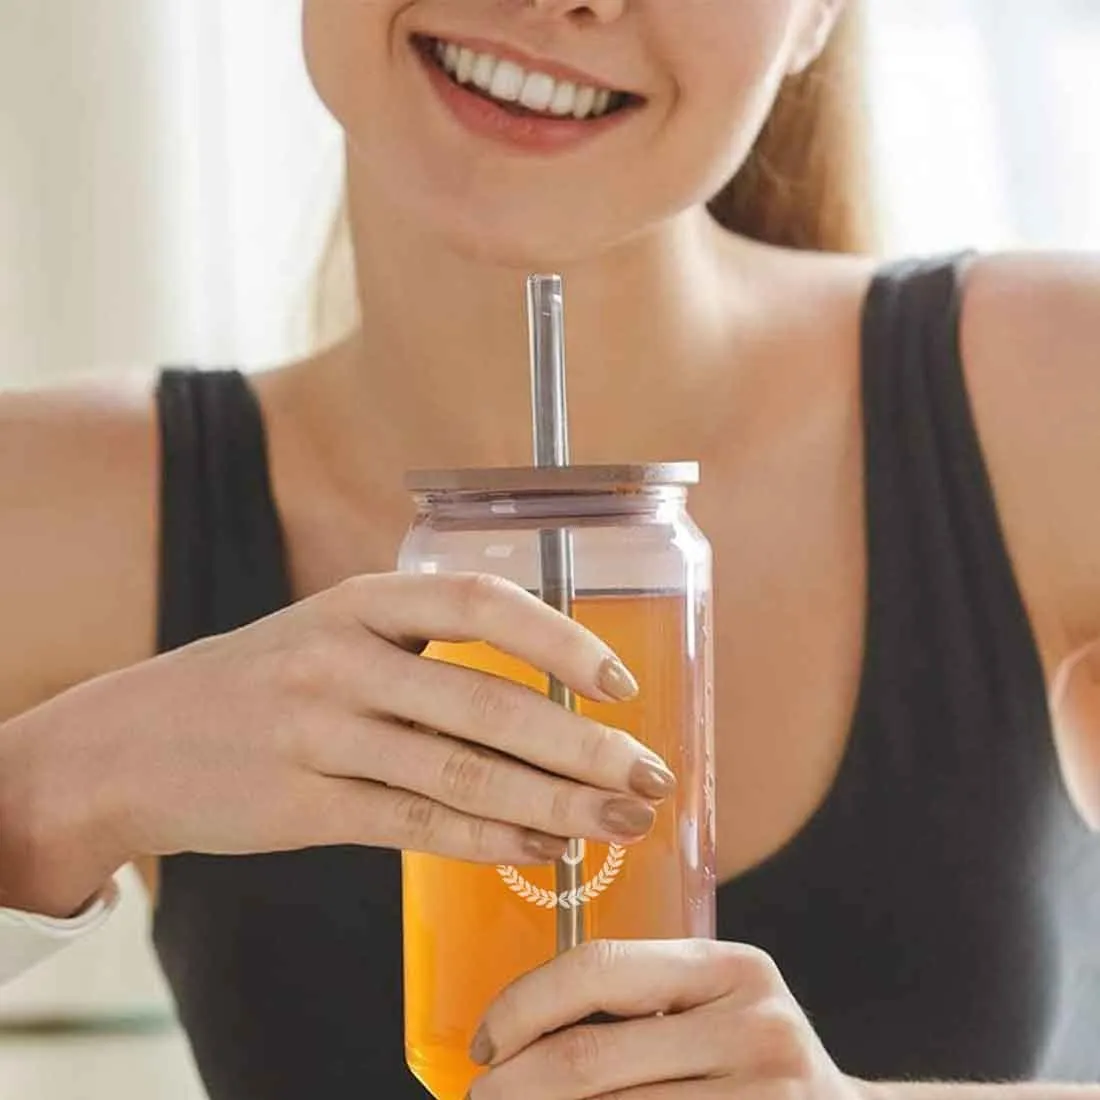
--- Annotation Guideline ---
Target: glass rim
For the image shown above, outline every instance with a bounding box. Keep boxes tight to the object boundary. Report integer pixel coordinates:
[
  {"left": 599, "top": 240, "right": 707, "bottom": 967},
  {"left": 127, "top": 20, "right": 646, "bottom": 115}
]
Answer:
[{"left": 404, "top": 462, "right": 700, "bottom": 495}]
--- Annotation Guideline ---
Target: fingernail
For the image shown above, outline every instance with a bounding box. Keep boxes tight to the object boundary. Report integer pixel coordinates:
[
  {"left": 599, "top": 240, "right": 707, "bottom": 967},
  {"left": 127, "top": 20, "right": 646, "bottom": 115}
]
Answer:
[
  {"left": 598, "top": 656, "right": 639, "bottom": 702},
  {"left": 629, "top": 756, "right": 678, "bottom": 800},
  {"left": 522, "top": 832, "right": 569, "bottom": 862},
  {"left": 601, "top": 797, "right": 656, "bottom": 838},
  {"left": 469, "top": 1024, "right": 495, "bottom": 1066}
]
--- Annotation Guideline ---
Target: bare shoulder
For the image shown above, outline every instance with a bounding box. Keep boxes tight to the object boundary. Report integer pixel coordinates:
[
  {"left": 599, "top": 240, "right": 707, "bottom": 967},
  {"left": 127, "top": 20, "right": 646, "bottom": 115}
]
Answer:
[
  {"left": 0, "top": 373, "right": 160, "bottom": 720},
  {"left": 957, "top": 250, "right": 1100, "bottom": 668},
  {"left": 961, "top": 251, "right": 1100, "bottom": 387}
]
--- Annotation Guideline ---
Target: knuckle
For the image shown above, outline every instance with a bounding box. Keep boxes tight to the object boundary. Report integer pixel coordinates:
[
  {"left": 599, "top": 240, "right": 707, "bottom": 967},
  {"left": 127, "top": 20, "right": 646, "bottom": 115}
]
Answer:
[
  {"left": 437, "top": 746, "right": 496, "bottom": 805},
  {"left": 681, "top": 936, "right": 725, "bottom": 962},
  {"left": 330, "top": 574, "right": 361, "bottom": 601},
  {"left": 714, "top": 942, "right": 783, "bottom": 995},
  {"left": 577, "top": 721, "right": 618, "bottom": 773},
  {"left": 576, "top": 938, "right": 622, "bottom": 978},
  {"left": 546, "top": 782, "right": 581, "bottom": 833},
  {"left": 395, "top": 792, "right": 444, "bottom": 848},
  {"left": 467, "top": 675, "right": 520, "bottom": 730},
  {"left": 554, "top": 1025, "right": 603, "bottom": 1080},
  {"left": 271, "top": 704, "right": 320, "bottom": 766},
  {"left": 329, "top": 573, "right": 374, "bottom": 615},
  {"left": 273, "top": 632, "right": 339, "bottom": 696},
  {"left": 748, "top": 1001, "right": 814, "bottom": 1080},
  {"left": 676, "top": 936, "right": 731, "bottom": 974},
  {"left": 461, "top": 815, "right": 494, "bottom": 861},
  {"left": 453, "top": 571, "right": 511, "bottom": 623}
]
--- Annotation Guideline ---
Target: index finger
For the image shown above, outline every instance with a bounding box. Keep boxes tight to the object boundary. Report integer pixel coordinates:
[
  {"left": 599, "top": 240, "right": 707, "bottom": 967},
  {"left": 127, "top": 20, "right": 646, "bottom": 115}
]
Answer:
[{"left": 332, "top": 572, "right": 641, "bottom": 703}]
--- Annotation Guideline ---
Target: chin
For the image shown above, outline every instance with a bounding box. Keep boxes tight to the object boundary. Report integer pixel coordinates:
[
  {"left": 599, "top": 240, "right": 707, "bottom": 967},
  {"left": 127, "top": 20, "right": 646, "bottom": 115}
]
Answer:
[
  {"left": 434, "top": 210, "right": 632, "bottom": 269},
  {"left": 398, "top": 160, "right": 697, "bottom": 270}
]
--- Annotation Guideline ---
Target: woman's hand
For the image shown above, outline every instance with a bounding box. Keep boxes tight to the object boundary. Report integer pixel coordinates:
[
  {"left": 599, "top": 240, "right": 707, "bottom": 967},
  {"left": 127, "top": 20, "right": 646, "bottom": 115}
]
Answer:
[
  {"left": 0, "top": 572, "right": 674, "bottom": 917},
  {"left": 466, "top": 938, "right": 870, "bottom": 1100}
]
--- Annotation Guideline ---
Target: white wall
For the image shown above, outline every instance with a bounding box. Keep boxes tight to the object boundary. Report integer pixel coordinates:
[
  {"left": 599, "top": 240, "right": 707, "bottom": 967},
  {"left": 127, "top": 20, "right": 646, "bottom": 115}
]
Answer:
[
  {"left": 0, "top": 0, "right": 341, "bottom": 389},
  {"left": 864, "top": 0, "right": 1100, "bottom": 253}
]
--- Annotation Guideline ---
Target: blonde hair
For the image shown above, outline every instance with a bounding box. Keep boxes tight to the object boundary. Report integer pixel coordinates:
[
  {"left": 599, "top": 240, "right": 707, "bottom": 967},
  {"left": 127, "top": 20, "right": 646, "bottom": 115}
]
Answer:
[
  {"left": 709, "top": 3, "right": 875, "bottom": 252},
  {"left": 310, "top": 2, "right": 874, "bottom": 347}
]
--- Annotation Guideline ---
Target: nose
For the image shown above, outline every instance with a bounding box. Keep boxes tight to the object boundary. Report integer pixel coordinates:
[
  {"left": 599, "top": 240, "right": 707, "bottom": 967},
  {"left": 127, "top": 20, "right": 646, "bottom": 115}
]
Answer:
[{"left": 523, "top": 0, "right": 626, "bottom": 25}]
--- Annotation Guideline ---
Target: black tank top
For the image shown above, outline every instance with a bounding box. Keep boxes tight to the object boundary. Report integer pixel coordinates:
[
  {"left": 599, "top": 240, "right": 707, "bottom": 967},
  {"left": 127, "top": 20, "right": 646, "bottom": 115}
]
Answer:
[{"left": 152, "top": 255, "right": 1100, "bottom": 1096}]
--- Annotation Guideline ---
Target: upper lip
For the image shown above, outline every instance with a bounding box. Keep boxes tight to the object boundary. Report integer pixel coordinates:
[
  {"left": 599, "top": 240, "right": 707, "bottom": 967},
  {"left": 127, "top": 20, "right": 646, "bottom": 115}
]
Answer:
[{"left": 416, "top": 33, "right": 640, "bottom": 97}]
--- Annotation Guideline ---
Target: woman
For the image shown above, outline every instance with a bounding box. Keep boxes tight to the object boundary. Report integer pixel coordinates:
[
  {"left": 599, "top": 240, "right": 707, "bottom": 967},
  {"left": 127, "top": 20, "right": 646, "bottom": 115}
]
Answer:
[{"left": 1, "top": 0, "right": 1099, "bottom": 1096}]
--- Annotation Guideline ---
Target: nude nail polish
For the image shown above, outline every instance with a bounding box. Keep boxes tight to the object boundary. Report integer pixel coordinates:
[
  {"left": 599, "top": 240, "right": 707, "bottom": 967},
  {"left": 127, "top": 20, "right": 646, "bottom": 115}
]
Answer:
[
  {"left": 469, "top": 1024, "right": 495, "bottom": 1066},
  {"left": 629, "top": 756, "right": 678, "bottom": 799},
  {"left": 598, "top": 656, "right": 640, "bottom": 701},
  {"left": 601, "top": 797, "right": 656, "bottom": 837},
  {"left": 522, "top": 833, "right": 569, "bottom": 862}
]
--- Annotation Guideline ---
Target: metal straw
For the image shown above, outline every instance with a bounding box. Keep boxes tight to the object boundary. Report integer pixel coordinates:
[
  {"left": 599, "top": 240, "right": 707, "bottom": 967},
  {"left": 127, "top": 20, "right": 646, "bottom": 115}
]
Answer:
[{"left": 527, "top": 274, "right": 585, "bottom": 954}]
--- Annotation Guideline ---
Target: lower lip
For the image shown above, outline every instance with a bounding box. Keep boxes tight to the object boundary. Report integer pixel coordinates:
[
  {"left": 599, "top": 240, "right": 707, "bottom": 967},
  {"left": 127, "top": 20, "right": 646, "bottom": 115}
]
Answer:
[{"left": 414, "top": 40, "right": 636, "bottom": 154}]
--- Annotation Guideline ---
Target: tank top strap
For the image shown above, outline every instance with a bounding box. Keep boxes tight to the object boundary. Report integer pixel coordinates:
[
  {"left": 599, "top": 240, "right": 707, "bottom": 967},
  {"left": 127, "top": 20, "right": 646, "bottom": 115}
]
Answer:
[
  {"left": 860, "top": 252, "right": 1049, "bottom": 747},
  {"left": 156, "top": 367, "right": 291, "bottom": 653}
]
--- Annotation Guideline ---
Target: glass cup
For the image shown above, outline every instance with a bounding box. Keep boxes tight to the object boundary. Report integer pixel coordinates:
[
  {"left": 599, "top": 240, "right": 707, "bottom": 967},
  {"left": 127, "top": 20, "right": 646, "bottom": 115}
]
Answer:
[{"left": 398, "top": 463, "right": 715, "bottom": 1100}]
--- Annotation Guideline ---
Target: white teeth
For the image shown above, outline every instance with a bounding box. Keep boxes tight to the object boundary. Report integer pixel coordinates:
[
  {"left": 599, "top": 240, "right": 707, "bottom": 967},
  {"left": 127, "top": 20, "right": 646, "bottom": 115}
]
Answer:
[
  {"left": 549, "top": 80, "right": 577, "bottom": 117},
  {"left": 472, "top": 52, "right": 496, "bottom": 92},
  {"left": 519, "top": 72, "right": 556, "bottom": 113},
  {"left": 456, "top": 46, "right": 476, "bottom": 84},
  {"left": 572, "top": 84, "right": 596, "bottom": 119},
  {"left": 430, "top": 38, "right": 622, "bottom": 120},
  {"left": 489, "top": 59, "right": 525, "bottom": 102}
]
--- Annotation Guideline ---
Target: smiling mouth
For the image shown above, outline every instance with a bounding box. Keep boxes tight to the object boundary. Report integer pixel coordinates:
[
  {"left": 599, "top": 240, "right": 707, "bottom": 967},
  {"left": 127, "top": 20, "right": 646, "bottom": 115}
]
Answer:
[{"left": 411, "top": 34, "right": 643, "bottom": 122}]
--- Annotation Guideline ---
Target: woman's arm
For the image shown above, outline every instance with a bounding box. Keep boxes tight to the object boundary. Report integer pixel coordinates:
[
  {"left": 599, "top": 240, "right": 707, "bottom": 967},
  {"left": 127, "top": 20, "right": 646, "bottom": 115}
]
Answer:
[
  {"left": 0, "top": 380, "right": 158, "bottom": 981},
  {"left": 0, "top": 379, "right": 160, "bottom": 723}
]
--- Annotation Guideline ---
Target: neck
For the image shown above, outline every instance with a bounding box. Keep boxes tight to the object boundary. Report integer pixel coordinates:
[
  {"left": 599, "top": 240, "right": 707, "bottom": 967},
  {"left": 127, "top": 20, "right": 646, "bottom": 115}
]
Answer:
[{"left": 322, "top": 160, "right": 768, "bottom": 474}]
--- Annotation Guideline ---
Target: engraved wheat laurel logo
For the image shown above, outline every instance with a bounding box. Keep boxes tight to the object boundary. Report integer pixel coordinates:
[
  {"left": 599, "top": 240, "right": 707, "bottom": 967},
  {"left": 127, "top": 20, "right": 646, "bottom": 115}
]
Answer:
[{"left": 496, "top": 841, "right": 627, "bottom": 909}]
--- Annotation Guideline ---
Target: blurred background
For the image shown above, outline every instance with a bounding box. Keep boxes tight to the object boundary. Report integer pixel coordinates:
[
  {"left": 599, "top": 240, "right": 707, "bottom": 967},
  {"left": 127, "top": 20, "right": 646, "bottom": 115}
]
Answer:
[{"left": 0, "top": 0, "right": 1098, "bottom": 1097}]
